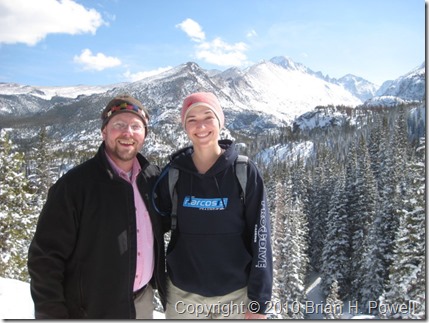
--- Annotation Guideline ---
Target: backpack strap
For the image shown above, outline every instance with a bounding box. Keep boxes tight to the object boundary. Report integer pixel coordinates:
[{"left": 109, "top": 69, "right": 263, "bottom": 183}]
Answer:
[
  {"left": 235, "top": 155, "right": 248, "bottom": 204},
  {"left": 151, "top": 163, "right": 171, "bottom": 217},
  {"left": 168, "top": 167, "right": 179, "bottom": 230},
  {"left": 150, "top": 163, "right": 179, "bottom": 230}
]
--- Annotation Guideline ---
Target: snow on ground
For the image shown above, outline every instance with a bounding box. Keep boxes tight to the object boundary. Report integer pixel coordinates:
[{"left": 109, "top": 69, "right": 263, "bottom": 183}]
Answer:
[
  {"left": 304, "top": 273, "right": 376, "bottom": 319},
  {"left": 305, "top": 273, "right": 325, "bottom": 319},
  {"left": 0, "top": 277, "right": 34, "bottom": 319},
  {"left": 1, "top": 275, "right": 376, "bottom": 320},
  {"left": 0, "top": 277, "right": 165, "bottom": 319}
]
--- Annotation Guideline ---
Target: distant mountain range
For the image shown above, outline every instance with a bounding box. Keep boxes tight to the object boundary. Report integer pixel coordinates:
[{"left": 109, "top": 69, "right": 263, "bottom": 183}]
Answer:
[
  {"left": 0, "top": 56, "right": 425, "bottom": 153},
  {"left": 365, "top": 62, "right": 425, "bottom": 107}
]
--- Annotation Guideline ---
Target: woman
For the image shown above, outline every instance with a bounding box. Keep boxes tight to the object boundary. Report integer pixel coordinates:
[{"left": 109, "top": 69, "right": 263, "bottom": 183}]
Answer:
[{"left": 155, "top": 92, "right": 272, "bottom": 319}]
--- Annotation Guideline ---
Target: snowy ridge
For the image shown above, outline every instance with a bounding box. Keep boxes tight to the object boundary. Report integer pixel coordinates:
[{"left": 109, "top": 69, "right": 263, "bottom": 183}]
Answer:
[
  {"left": 258, "top": 141, "right": 314, "bottom": 165},
  {"left": 336, "top": 74, "right": 378, "bottom": 102},
  {"left": 364, "top": 95, "right": 409, "bottom": 108},
  {"left": 229, "top": 59, "right": 362, "bottom": 120},
  {"left": 0, "top": 57, "right": 424, "bottom": 142},
  {"left": 367, "top": 62, "right": 425, "bottom": 106},
  {"left": 0, "top": 82, "right": 122, "bottom": 100},
  {"left": 0, "top": 58, "right": 424, "bottom": 109},
  {"left": 203, "top": 57, "right": 366, "bottom": 134}
]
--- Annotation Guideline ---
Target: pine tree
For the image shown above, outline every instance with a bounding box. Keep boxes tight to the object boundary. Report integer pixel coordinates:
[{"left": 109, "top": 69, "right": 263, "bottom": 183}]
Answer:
[
  {"left": 350, "top": 135, "right": 378, "bottom": 305},
  {"left": 27, "top": 127, "right": 58, "bottom": 203},
  {"left": 270, "top": 180, "right": 289, "bottom": 319},
  {"left": 344, "top": 136, "right": 358, "bottom": 298},
  {"left": 321, "top": 169, "right": 351, "bottom": 299},
  {"left": 325, "top": 280, "right": 344, "bottom": 319},
  {"left": 381, "top": 137, "right": 425, "bottom": 319},
  {"left": 283, "top": 180, "right": 308, "bottom": 319},
  {"left": 359, "top": 219, "right": 386, "bottom": 314},
  {"left": 307, "top": 145, "right": 335, "bottom": 272},
  {"left": 270, "top": 174, "right": 309, "bottom": 319},
  {"left": 269, "top": 179, "right": 283, "bottom": 277},
  {"left": 375, "top": 108, "right": 408, "bottom": 277},
  {"left": 359, "top": 107, "right": 412, "bottom": 312},
  {"left": 0, "top": 131, "right": 37, "bottom": 281}
]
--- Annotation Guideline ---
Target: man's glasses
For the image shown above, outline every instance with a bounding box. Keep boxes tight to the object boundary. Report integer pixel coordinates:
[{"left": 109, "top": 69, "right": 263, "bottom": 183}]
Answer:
[{"left": 111, "top": 121, "right": 145, "bottom": 133}]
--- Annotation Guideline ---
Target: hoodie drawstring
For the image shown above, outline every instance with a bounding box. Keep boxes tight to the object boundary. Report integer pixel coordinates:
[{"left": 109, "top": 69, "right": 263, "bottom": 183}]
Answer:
[
  {"left": 213, "top": 177, "right": 226, "bottom": 209},
  {"left": 187, "top": 176, "right": 194, "bottom": 203}
]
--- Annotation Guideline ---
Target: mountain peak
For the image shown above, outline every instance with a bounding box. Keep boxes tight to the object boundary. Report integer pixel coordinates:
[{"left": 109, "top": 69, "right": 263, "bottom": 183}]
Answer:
[
  {"left": 371, "top": 61, "right": 425, "bottom": 102},
  {"left": 270, "top": 56, "right": 300, "bottom": 71}
]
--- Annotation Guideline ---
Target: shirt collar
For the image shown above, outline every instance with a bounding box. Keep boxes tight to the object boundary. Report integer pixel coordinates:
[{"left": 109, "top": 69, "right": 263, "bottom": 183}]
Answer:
[{"left": 105, "top": 151, "right": 141, "bottom": 182}]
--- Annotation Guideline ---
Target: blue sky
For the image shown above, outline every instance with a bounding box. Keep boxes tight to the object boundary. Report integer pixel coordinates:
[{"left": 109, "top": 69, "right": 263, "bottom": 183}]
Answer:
[{"left": 0, "top": 0, "right": 425, "bottom": 87}]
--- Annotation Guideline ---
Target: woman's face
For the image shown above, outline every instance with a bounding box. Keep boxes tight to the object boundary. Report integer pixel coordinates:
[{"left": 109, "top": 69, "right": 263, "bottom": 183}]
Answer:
[{"left": 184, "top": 105, "right": 220, "bottom": 148}]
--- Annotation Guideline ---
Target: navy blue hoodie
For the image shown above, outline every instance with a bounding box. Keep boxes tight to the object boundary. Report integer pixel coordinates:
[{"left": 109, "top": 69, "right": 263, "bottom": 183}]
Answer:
[{"left": 156, "top": 140, "right": 272, "bottom": 313}]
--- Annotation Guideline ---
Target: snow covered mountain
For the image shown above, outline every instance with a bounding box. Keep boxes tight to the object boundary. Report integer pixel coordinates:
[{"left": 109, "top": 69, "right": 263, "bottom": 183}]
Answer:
[
  {"left": 364, "top": 63, "right": 425, "bottom": 107},
  {"left": 335, "top": 74, "right": 378, "bottom": 102},
  {"left": 0, "top": 57, "right": 424, "bottom": 150},
  {"left": 211, "top": 56, "right": 362, "bottom": 123},
  {"left": 268, "top": 57, "right": 378, "bottom": 102},
  {"left": 0, "top": 56, "right": 366, "bottom": 118},
  {"left": 0, "top": 82, "right": 120, "bottom": 115},
  {"left": 0, "top": 82, "right": 121, "bottom": 100}
]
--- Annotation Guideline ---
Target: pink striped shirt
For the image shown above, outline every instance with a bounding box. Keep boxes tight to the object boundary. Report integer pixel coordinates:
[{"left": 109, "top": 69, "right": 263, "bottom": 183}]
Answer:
[{"left": 105, "top": 153, "right": 155, "bottom": 292}]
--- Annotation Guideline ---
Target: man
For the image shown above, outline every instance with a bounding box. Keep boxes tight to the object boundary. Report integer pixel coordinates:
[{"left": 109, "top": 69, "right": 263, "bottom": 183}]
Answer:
[{"left": 27, "top": 94, "right": 166, "bottom": 319}]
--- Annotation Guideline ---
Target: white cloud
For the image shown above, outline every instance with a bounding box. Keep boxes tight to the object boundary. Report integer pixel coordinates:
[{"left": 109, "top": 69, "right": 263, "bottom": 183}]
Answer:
[
  {"left": 177, "top": 19, "right": 249, "bottom": 67},
  {"left": 196, "top": 37, "right": 249, "bottom": 67},
  {"left": 0, "top": 0, "right": 104, "bottom": 46},
  {"left": 73, "top": 49, "right": 121, "bottom": 71},
  {"left": 123, "top": 66, "right": 173, "bottom": 82},
  {"left": 175, "top": 18, "right": 205, "bottom": 42}
]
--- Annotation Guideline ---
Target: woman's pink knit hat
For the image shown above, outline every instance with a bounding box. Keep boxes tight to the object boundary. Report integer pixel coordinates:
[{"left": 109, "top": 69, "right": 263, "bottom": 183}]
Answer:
[{"left": 181, "top": 92, "right": 225, "bottom": 129}]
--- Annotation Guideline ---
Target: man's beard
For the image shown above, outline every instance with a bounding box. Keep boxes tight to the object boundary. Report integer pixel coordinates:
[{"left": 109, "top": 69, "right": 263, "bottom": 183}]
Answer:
[{"left": 113, "top": 146, "right": 137, "bottom": 162}]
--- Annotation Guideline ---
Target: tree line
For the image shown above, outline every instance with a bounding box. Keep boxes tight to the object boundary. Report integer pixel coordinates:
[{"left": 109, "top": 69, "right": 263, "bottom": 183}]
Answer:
[{"left": 258, "top": 104, "right": 425, "bottom": 319}]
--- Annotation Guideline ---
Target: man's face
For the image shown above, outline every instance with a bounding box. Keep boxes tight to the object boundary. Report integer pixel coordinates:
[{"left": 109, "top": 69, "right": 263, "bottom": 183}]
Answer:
[{"left": 102, "top": 112, "right": 146, "bottom": 170}]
